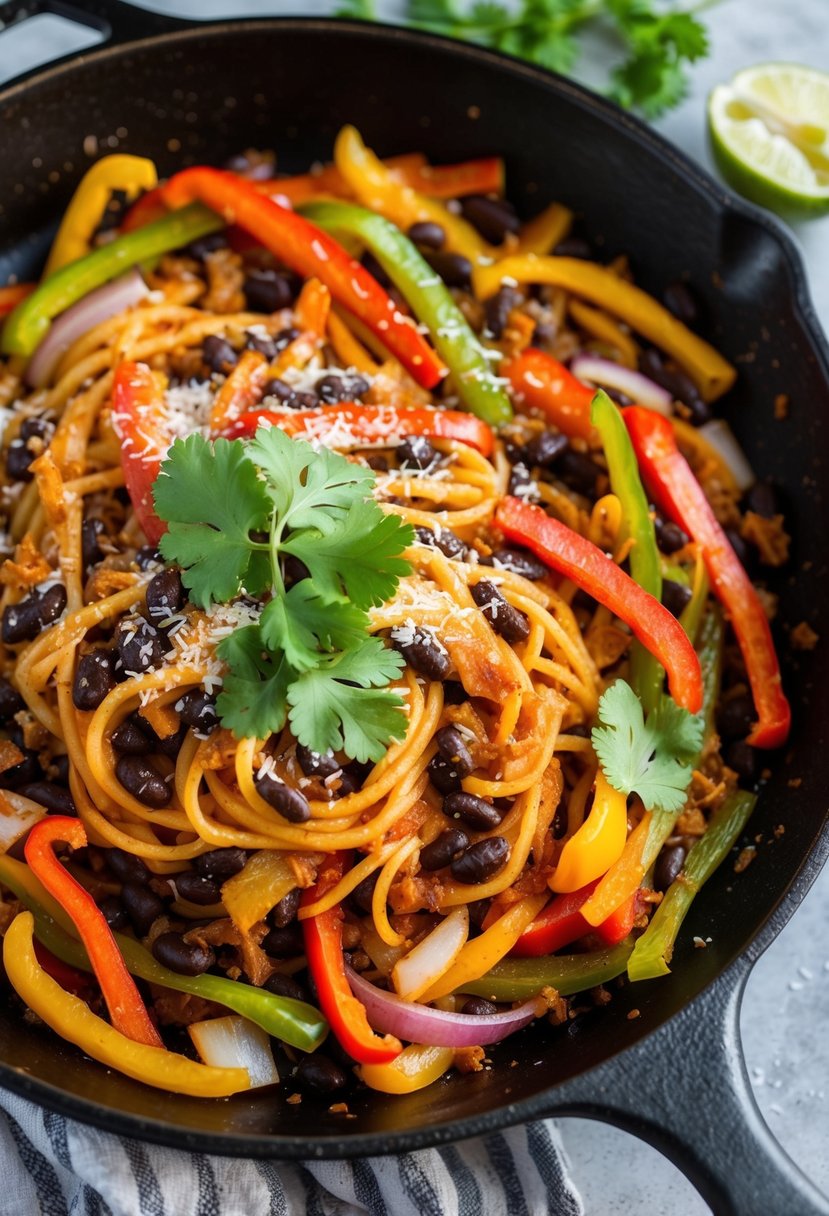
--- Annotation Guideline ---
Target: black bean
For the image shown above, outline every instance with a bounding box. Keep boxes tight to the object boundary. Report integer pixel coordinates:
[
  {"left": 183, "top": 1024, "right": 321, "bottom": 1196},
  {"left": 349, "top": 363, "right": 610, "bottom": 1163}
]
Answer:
[
  {"left": 194, "top": 847, "right": 247, "bottom": 881},
  {"left": 0, "top": 676, "right": 24, "bottom": 724},
  {"left": 156, "top": 725, "right": 186, "bottom": 760},
  {"left": 424, "top": 250, "right": 472, "bottom": 290},
  {"left": 81, "top": 518, "right": 106, "bottom": 569},
  {"left": 244, "top": 268, "right": 295, "bottom": 314},
  {"left": 334, "top": 765, "right": 364, "bottom": 798},
  {"left": 442, "top": 680, "right": 466, "bottom": 705},
  {"left": 444, "top": 790, "right": 502, "bottom": 831},
  {"left": 654, "top": 843, "right": 687, "bottom": 892},
  {"left": 6, "top": 439, "right": 35, "bottom": 482},
  {"left": 0, "top": 747, "right": 41, "bottom": 789},
  {"left": 725, "top": 739, "right": 758, "bottom": 782},
  {"left": 468, "top": 898, "right": 492, "bottom": 929},
  {"left": 202, "top": 334, "right": 238, "bottom": 374},
  {"left": 350, "top": 871, "right": 379, "bottom": 914},
  {"left": 470, "top": 580, "right": 530, "bottom": 643},
  {"left": 316, "top": 373, "right": 371, "bottom": 404},
  {"left": 2, "top": 592, "right": 45, "bottom": 644},
  {"left": 503, "top": 440, "right": 528, "bottom": 466},
  {"left": 435, "top": 725, "right": 474, "bottom": 774},
  {"left": 414, "top": 525, "right": 467, "bottom": 561},
  {"left": 271, "top": 886, "right": 301, "bottom": 928},
  {"left": 484, "top": 286, "right": 520, "bottom": 339},
  {"left": 99, "top": 895, "right": 129, "bottom": 931},
  {"left": 295, "top": 1054, "right": 348, "bottom": 1095},
  {"left": 20, "top": 416, "right": 52, "bottom": 443},
  {"left": 107, "top": 847, "right": 150, "bottom": 886},
  {"left": 72, "top": 649, "right": 117, "bottom": 711},
  {"left": 525, "top": 430, "right": 569, "bottom": 469},
  {"left": 264, "top": 972, "right": 309, "bottom": 1003},
  {"left": 186, "top": 231, "right": 227, "bottom": 260},
  {"left": 364, "top": 453, "right": 388, "bottom": 472},
  {"left": 745, "top": 481, "right": 778, "bottom": 520},
  {"left": 361, "top": 250, "right": 392, "bottom": 289},
  {"left": 175, "top": 871, "right": 222, "bottom": 905},
  {"left": 639, "top": 349, "right": 710, "bottom": 425},
  {"left": 254, "top": 770, "right": 311, "bottom": 823},
  {"left": 296, "top": 744, "right": 340, "bottom": 778},
  {"left": 461, "top": 997, "right": 498, "bottom": 1016},
  {"left": 121, "top": 881, "right": 164, "bottom": 935},
  {"left": 717, "top": 693, "right": 756, "bottom": 742},
  {"left": 428, "top": 755, "right": 463, "bottom": 795},
  {"left": 115, "top": 617, "right": 169, "bottom": 675},
  {"left": 508, "top": 462, "right": 535, "bottom": 499},
  {"left": 19, "top": 781, "right": 75, "bottom": 815},
  {"left": 175, "top": 689, "right": 219, "bottom": 736},
  {"left": 654, "top": 516, "right": 689, "bottom": 555},
  {"left": 135, "top": 545, "right": 163, "bottom": 570},
  {"left": 146, "top": 569, "right": 184, "bottom": 620},
  {"left": 115, "top": 755, "right": 172, "bottom": 807},
  {"left": 111, "top": 716, "right": 152, "bottom": 755},
  {"left": 408, "top": 221, "right": 445, "bottom": 250},
  {"left": 390, "top": 624, "right": 450, "bottom": 681},
  {"left": 663, "top": 281, "right": 699, "bottom": 326},
  {"left": 263, "top": 925, "right": 304, "bottom": 956},
  {"left": 51, "top": 754, "right": 70, "bottom": 784},
  {"left": 266, "top": 377, "right": 319, "bottom": 411},
  {"left": 489, "top": 547, "right": 548, "bottom": 581},
  {"left": 152, "top": 931, "right": 215, "bottom": 976},
  {"left": 725, "top": 528, "right": 751, "bottom": 571},
  {"left": 245, "top": 330, "right": 279, "bottom": 360},
  {"left": 398, "top": 434, "right": 437, "bottom": 471},
  {"left": 661, "top": 578, "right": 693, "bottom": 618},
  {"left": 39, "top": 584, "right": 67, "bottom": 628},
  {"left": 459, "top": 195, "right": 520, "bottom": 244},
  {"left": 451, "top": 836, "right": 510, "bottom": 884},
  {"left": 553, "top": 236, "right": 593, "bottom": 259},
  {"left": 557, "top": 450, "right": 600, "bottom": 496},
  {"left": 420, "top": 828, "right": 469, "bottom": 871}
]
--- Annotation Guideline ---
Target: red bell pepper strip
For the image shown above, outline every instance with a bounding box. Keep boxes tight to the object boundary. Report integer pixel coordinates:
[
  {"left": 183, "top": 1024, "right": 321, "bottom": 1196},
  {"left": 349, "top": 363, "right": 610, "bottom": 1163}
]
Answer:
[
  {"left": 33, "top": 940, "right": 94, "bottom": 996},
  {"left": 301, "top": 854, "right": 402, "bottom": 1065},
  {"left": 624, "top": 406, "right": 790, "bottom": 747},
  {"left": 502, "top": 348, "right": 595, "bottom": 440},
  {"left": 257, "top": 154, "right": 504, "bottom": 203},
  {"left": 511, "top": 881, "right": 637, "bottom": 957},
  {"left": 0, "top": 283, "right": 35, "bottom": 318},
  {"left": 24, "top": 816, "right": 162, "bottom": 1047},
  {"left": 120, "top": 187, "right": 168, "bottom": 233},
  {"left": 111, "top": 360, "right": 168, "bottom": 544},
  {"left": 222, "top": 402, "right": 495, "bottom": 458},
  {"left": 161, "top": 167, "right": 446, "bottom": 390},
  {"left": 495, "top": 496, "right": 703, "bottom": 713}
]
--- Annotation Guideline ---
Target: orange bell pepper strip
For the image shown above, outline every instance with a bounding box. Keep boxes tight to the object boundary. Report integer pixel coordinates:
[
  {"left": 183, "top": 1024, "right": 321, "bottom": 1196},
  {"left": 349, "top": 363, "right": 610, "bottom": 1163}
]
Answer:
[
  {"left": 0, "top": 283, "right": 35, "bottom": 318},
  {"left": 111, "top": 360, "right": 169, "bottom": 544},
  {"left": 624, "top": 405, "right": 790, "bottom": 748},
  {"left": 502, "top": 347, "right": 595, "bottom": 440},
  {"left": 550, "top": 770, "right": 628, "bottom": 893},
  {"left": 24, "top": 817, "right": 162, "bottom": 1047},
  {"left": 209, "top": 349, "right": 271, "bottom": 432},
  {"left": 293, "top": 277, "right": 331, "bottom": 337},
  {"left": 258, "top": 153, "right": 503, "bottom": 204},
  {"left": 161, "top": 167, "right": 446, "bottom": 389},
  {"left": 511, "top": 879, "right": 638, "bottom": 957}
]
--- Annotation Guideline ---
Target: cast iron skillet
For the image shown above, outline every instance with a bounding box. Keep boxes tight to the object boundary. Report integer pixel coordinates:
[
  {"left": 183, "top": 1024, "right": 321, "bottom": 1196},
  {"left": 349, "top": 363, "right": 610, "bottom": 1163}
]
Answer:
[{"left": 0, "top": 3, "right": 827, "bottom": 1211}]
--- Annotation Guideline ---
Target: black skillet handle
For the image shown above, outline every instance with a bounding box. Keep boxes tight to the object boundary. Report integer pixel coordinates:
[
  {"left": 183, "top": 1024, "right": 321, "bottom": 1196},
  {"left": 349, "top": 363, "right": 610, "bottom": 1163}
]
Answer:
[
  {"left": 555, "top": 957, "right": 829, "bottom": 1216},
  {"left": 0, "top": 0, "right": 190, "bottom": 65}
]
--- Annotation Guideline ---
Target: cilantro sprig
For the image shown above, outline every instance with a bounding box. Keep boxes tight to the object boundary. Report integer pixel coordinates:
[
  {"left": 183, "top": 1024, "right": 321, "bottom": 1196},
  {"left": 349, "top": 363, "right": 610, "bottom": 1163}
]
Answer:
[
  {"left": 152, "top": 428, "right": 414, "bottom": 762},
  {"left": 591, "top": 679, "right": 704, "bottom": 813}
]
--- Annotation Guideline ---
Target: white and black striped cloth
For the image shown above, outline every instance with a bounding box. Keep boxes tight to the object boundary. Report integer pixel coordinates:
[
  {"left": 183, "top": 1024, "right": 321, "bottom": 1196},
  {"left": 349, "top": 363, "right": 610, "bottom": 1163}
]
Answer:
[{"left": 0, "top": 1090, "right": 582, "bottom": 1216}]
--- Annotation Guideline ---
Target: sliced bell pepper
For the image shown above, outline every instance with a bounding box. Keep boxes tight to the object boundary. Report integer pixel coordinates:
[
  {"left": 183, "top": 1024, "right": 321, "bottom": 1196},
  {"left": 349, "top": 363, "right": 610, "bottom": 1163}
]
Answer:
[
  {"left": 258, "top": 153, "right": 504, "bottom": 204},
  {"left": 208, "top": 349, "right": 271, "bottom": 432},
  {"left": 624, "top": 406, "right": 790, "bottom": 748},
  {"left": 459, "top": 941, "right": 634, "bottom": 1002},
  {"left": 502, "top": 347, "right": 595, "bottom": 440},
  {"left": 495, "top": 496, "right": 703, "bottom": 713},
  {"left": 4, "top": 912, "right": 250, "bottom": 1097},
  {"left": 0, "top": 283, "right": 34, "bottom": 318},
  {"left": 223, "top": 402, "right": 494, "bottom": 457},
  {"left": 33, "top": 939, "right": 93, "bottom": 996},
  {"left": 111, "top": 360, "right": 168, "bottom": 544},
  {"left": 24, "top": 816, "right": 161, "bottom": 1047},
  {"left": 161, "top": 167, "right": 446, "bottom": 389},
  {"left": 511, "top": 878, "right": 637, "bottom": 957},
  {"left": 358, "top": 1043, "right": 454, "bottom": 1094},
  {"left": 120, "top": 186, "right": 168, "bottom": 233},
  {"left": 301, "top": 853, "right": 402, "bottom": 1065},
  {"left": 300, "top": 200, "right": 512, "bottom": 425},
  {"left": 550, "top": 769, "right": 629, "bottom": 893},
  {"left": 2, "top": 203, "right": 222, "bottom": 359},
  {"left": 513, "top": 203, "right": 573, "bottom": 258},
  {"left": 44, "top": 154, "right": 159, "bottom": 275}
]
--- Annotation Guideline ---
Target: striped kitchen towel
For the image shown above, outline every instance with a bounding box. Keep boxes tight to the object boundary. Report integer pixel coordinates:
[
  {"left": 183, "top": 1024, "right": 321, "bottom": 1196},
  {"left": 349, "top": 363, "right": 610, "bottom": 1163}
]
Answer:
[{"left": 0, "top": 1089, "right": 583, "bottom": 1216}]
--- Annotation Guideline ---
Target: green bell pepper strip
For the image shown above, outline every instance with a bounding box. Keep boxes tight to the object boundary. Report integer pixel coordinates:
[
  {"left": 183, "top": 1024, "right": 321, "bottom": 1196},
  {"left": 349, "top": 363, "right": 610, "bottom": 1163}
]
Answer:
[
  {"left": 456, "top": 942, "right": 633, "bottom": 1002},
  {"left": 1, "top": 203, "right": 223, "bottom": 358},
  {"left": 591, "top": 389, "right": 663, "bottom": 712},
  {"left": 299, "top": 200, "right": 513, "bottom": 426},
  {"left": 0, "top": 854, "right": 327, "bottom": 1053},
  {"left": 627, "top": 789, "right": 757, "bottom": 981}
]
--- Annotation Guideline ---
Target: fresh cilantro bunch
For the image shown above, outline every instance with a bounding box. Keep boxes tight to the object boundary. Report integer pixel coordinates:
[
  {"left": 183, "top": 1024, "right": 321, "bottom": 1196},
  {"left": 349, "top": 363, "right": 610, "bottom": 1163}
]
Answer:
[
  {"left": 152, "top": 428, "right": 414, "bottom": 762},
  {"left": 337, "top": 0, "right": 712, "bottom": 118},
  {"left": 591, "top": 679, "right": 704, "bottom": 813}
]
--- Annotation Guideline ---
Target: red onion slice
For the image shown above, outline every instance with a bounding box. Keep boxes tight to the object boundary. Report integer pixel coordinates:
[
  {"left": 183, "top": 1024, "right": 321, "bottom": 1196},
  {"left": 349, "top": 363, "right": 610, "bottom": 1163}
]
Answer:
[
  {"left": 26, "top": 269, "right": 149, "bottom": 388},
  {"left": 570, "top": 353, "right": 673, "bottom": 414},
  {"left": 346, "top": 964, "right": 542, "bottom": 1047},
  {"left": 697, "top": 419, "right": 755, "bottom": 492}
]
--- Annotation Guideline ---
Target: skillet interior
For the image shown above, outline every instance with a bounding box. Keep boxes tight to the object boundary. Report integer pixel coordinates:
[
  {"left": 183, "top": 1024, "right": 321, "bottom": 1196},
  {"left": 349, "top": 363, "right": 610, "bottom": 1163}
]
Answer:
[{"left": 0, "top": 16, "right": 827, "bottom": 1156}]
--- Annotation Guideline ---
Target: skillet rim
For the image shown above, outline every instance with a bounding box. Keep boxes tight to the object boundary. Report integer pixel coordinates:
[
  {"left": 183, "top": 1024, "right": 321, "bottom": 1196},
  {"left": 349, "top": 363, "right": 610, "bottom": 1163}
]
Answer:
[{"left": 0, "top": 12, "right": 827, "bottom": 1159}]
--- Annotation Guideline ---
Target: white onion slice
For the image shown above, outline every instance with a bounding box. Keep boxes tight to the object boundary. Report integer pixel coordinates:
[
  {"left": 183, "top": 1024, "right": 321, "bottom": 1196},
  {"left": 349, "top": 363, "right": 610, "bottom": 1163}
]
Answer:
[
  {"left": 392, "top": 906, "right": 469, "bottom": 1001},
  {"left": 570, "top": 353, "right": 673, "bottom": 414},
  {"left": 188, "top": 1015, "right": 279, "bottom": 1089},
  {"left": 26, "top": 269, "right": 149, "bottom": 389},
  {"left": 0, "top": 789, "right": 47, "bottom": 854},
  {"left": 697, "top": 419, "right": 755, "bottom": 492}
]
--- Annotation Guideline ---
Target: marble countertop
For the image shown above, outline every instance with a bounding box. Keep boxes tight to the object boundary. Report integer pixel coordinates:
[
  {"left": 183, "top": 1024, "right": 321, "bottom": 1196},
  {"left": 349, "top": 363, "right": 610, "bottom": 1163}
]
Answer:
[{"left": 1, "top": 2, "right": 827, "bottom": 1210}]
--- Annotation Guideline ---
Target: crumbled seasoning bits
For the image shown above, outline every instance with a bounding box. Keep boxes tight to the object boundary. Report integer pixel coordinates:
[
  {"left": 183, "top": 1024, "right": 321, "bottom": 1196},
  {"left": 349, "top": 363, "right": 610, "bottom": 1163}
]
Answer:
[
  {"left": 734, "top": 845, "right": 757, "bottom": 873},
  {"left": 328, "top": 1102, "right": 355, "bottom": 1118},
  {"left": 774, "top": 393, "right": 789, "bottom": 420},
  {"left": 626, "top": 1009, "right": 641, "bottom": 1020},
  {"left": 791, "top": 621, "right": 819, "bottom": 651},
  {"left": 453, "top": 1046, "right": 486, "bottom": 1074},
  {"left": 286, "top": 1093, "right": 302, "bottom": 1105},
  {"left": 693, "top": 936, "right": 713, "bottom": 949},
  {"left": 788, "top": 777, "right": 802, "bottom": 790}
]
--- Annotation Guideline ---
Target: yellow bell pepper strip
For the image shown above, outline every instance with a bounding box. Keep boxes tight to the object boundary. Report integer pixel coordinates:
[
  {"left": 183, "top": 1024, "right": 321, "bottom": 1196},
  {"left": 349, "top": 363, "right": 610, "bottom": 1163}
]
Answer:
[
  {"left": 627, "top": 790, "right": 757, "bottom": 981},
  {"left": 24, "top": 816, "right": 162, "bottom": 1047},
  {"left": 161, "top": 167, "right": 446, "bottom": 390},
  {"left": 3, "top": 912, "right": 251, "bottom": 1097},
  {"left": 0, "top": 283, "right": 34, "bottom": 318},
  {"left": 358, "top": 1044, "right": 455, "bottom": 1095},
  {"left": 512, "top": 202, "right": 573, "bottom": 258},
  {"left": 550, "top": 770, "right": 629, "bottom": 893},
  {"left": 419, "top": 893, "right": 548, "bottom": 1003},
  {"left": 0, "top": 852, "right": 328, "bottom": 1053},
  {"left": 475, "top": 255, "right": 737, "bottom": 402},
  {"left": 591, "top": 389, "right": 663, "bottom": 712},
  {"left": 1, "top": 203, "right": 222, "bottom": 359},
  {"left": 459, "top": 941, "right": 634, "bottom": 1002},
  {"left": 333, "top": 125, "right": 494, "bottom": 263},
  {"left": 300, "top": 200, "right": 513, "bottom": 425},
  {"left": 43, "top": 154, "right": 159, "bottom": 276}
]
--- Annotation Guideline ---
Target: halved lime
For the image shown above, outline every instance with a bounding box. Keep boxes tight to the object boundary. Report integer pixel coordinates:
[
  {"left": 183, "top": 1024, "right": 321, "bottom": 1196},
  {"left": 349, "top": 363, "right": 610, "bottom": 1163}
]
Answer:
[{"left": 708, "top": 62, "right": 829, "bottom": 216}]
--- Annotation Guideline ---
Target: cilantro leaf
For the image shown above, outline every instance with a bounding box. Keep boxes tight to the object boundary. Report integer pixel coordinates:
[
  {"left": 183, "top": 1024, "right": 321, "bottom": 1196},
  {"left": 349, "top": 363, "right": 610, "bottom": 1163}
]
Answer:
[
  {"left": 154, "top": 435, "right": 271, "bottom": 609},
  {"left": 259, "top": 583, "right": 370, "bottom": 672},
  {"left": 591, "top": 680, "right": 703, "bottom": 813},
  {"left": 215, "top": 626, "right": 291, "bottom": 740},
  {"left": 248, "top": 426, "right": 373, "bottom": 533}
]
